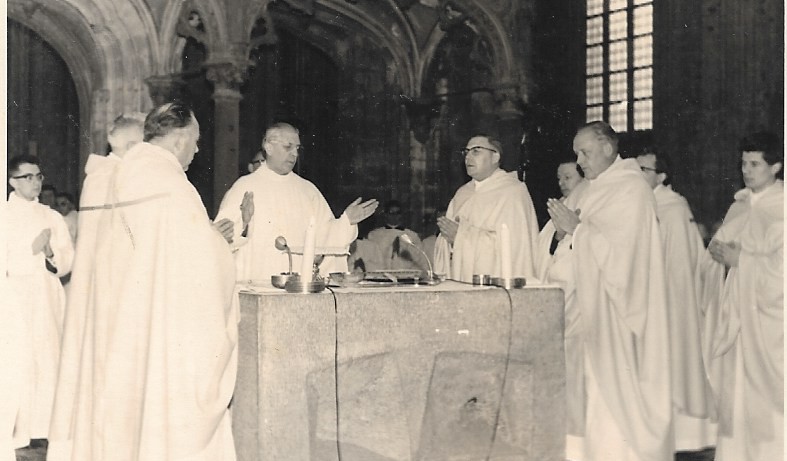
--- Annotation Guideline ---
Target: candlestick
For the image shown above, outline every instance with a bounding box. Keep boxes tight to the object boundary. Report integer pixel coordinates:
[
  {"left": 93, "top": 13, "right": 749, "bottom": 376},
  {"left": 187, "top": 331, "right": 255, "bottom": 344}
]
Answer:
[
  {"left": 499, "top": 223, "right": 512, "bottom": 280},
  {"left": 300, "top": 216, "right": 316, "bottom": 280}
]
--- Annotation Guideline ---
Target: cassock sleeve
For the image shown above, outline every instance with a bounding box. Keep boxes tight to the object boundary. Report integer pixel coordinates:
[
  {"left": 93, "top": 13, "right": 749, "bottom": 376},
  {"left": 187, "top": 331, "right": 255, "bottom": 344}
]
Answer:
[{"left": 48, "top": 209, "right": 75, "bottom": 276}]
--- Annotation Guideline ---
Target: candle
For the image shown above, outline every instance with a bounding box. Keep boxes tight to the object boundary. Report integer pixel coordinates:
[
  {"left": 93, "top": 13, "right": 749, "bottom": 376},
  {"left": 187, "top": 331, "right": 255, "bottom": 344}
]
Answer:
[
  {"left": 499, "top": 223, "right": 511, "bottom": 280},
  {"left": 300, "top": 216, "right": 316, "bottom": 281}
]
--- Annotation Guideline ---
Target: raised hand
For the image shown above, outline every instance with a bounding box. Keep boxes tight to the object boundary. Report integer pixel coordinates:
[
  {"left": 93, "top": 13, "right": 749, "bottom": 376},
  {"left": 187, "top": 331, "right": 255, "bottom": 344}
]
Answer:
[
  {"left": 344, "top": 197, "right": 379, "bottom": 225},
  {"left": 240, "top": 191, "right": 255, "bottom": 228}
]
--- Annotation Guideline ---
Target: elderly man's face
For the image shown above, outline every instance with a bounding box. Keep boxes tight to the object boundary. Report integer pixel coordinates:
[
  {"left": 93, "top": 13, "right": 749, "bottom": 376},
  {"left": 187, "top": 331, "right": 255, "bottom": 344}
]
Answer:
[
  {"left": 263, "top": 128, "right": 301, "bottom": 175},
  {"left": 572, "top": 129, "right": 615, "bottom": 180},
  {"left": 556, "top": 162, "right": 583, "bottom": 197},
  {"left": 463, "top": 136, "right": 500, "bottom": 181},
  {"left": 175, "top": 117, "right": 200, "bottom": 171}
]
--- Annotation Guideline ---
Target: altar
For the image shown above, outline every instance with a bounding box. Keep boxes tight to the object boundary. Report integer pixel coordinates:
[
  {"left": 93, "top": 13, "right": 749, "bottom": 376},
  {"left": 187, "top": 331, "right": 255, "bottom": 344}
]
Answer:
[{"left": 233, "top": 282, "right": 566, "bottom": 461}]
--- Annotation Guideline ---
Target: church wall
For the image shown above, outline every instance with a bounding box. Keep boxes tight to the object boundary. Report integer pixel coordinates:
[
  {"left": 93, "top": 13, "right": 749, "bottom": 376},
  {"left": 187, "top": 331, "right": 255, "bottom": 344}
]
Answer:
[
  {"left": 7, "top": 20, "right": 82, "bottom": 198},
  {"left": 653, "top": 0, "right": 783, "bottom": 228}
]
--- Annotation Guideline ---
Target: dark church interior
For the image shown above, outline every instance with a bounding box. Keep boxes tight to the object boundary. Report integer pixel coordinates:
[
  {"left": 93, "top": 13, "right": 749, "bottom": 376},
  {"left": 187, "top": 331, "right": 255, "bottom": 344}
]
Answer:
[{"left": 7, "top": 0, "right": 784, "bottom": 460}]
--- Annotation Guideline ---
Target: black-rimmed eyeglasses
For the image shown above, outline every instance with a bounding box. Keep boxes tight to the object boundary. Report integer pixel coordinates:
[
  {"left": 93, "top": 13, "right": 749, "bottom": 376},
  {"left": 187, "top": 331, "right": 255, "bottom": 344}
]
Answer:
[
  {"left": 12, "top": 173, "right": 45, "bottom": 182},
  {"left": 459, "top": 146, "right": 498, "bottom": 157}
]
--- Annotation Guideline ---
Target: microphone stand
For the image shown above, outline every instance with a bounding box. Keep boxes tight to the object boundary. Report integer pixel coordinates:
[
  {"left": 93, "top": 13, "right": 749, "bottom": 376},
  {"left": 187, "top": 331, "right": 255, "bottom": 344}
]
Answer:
[{"left": 399, "top": 234, "right": 438, "bottom": 285}]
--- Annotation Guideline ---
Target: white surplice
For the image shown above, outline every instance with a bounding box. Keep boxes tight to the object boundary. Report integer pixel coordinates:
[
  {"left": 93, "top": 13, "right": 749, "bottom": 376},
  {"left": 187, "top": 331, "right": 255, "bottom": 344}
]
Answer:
[
  {"left": 216, "top": 162, "right": 357, "bottom": 281},
  {"left": 653, "top": 184, "right": 716, "bottom": 450},
  {"left": 434, "top": 169, "right": 539, "bottom": 282},
  {"left": 47, "top": 143, "right": 238, "bottom": 461},
  {"left": 4, "top": 192, "right": 73, "bottom": 450},
  {"left": 702, "top": 181, "right": 783, "bottom": 461},
  {"left": 533, "top": 180, "right": 589, "bottom": 460},
  {"left": 571, "top": 157, "right": 673, "bottom": 461}
]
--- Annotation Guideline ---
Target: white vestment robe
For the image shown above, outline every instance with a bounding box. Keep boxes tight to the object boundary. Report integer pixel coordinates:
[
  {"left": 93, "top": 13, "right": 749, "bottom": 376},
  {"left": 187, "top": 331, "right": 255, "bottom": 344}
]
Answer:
[
  {"left": 4, "top": 192, "right": 73, "bottom": 452},
  {"left": 533, "top": 180, "right": 588, "bottom": 460},
  {"left": 47, "top": 143, "right": 238, "bottom": 461},
  {"left": 215, "top": 162, "right": 357, "bottom": 281},
  {"left": 366, "top": 226, "right": 429, "bottom": 271},
  {"left": 653, "top": 184, "right": 716, "bottom": 450},
  {"left": 572, "top": 157, "right": 672, "bottom": 461},
  {"left": 702, "top": 181, "right": 783, "bottom": 461},
  {"left": 434, "top": 169, "right": 539, "bottom": 282}
]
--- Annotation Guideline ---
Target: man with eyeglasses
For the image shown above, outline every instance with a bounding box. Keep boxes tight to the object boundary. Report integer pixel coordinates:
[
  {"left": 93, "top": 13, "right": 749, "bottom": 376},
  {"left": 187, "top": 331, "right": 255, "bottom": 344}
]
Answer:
[
  {"left": 547, "top": 121, "right": 672, "bottom": 461},
  {"left": 216, "top": 122, "right": 378, "bottom": 281},
  {"left": 247, "top": 150, "right": 264, "bottom": 174},
  {"left": 636, "top": 148, "right": 716, "bottom": 454},
  {"left": 5, "top": 154, "right": 74, "bottom": 453},
  {"left": 433, "top": 134, "right": 539, "bottom": 282}
]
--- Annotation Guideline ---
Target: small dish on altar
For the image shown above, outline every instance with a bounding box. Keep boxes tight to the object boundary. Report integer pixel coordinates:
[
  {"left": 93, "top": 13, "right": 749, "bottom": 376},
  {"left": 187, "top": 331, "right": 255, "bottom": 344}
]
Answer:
[
  {"left": 271, "top": 272, "right": 297, "bottom": 289},
  {"left": 328, "top": 271, "right": 364, "bottom": 286}
]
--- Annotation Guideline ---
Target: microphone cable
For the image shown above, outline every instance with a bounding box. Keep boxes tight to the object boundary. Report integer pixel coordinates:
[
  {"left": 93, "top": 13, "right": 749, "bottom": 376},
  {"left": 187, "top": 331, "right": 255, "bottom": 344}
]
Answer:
[{"left": 325, "top": 286, "right": 344, "bottom": 461}]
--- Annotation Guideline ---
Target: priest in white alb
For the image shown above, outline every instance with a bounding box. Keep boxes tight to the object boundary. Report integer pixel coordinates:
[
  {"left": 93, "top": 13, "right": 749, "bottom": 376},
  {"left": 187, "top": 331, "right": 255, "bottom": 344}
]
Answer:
[
  {"left": 704, "top": 131, "right": 783, "bottom": 461},
  {"left": 215, "top": 122, "right": 378, "bottom": 281},
  {"left": 47, "top": 102, "right": 239, "bottom": 461},
  {"left": 548, "top": 122, "right": 672, "bottom": 461},
  {"left": 48, "top": 112, "right": 145, "bottom": 458},
  {"left": 434, "top": 134, "right": 539, "bottom": 282},
  {"left": 4, "top": 155, "right": 73, "bottom": 456},
  {"left": 635, "top": 149, "right": 716, "bottom": 451},
  {"left": 534, "top": 159, "right": 590, "bottom": 460}
]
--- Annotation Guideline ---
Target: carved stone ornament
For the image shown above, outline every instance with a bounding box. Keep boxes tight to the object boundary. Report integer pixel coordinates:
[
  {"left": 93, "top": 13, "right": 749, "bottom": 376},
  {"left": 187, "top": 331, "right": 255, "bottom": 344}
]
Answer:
[{"left": 206, "top": 62, "right": 247, "bottom": 93}]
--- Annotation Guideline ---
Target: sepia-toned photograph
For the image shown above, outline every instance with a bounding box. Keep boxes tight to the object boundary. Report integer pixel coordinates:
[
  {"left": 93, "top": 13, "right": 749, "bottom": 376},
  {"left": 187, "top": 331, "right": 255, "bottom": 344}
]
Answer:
[{"left": 4, "top": 0, "right": 783, "bottom": 460}]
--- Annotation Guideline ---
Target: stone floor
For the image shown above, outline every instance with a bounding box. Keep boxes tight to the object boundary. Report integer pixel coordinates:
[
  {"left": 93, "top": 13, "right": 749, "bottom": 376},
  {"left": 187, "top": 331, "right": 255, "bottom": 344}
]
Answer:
[{"left": 16, "top": 443, "right": 715, "bottom": 461}]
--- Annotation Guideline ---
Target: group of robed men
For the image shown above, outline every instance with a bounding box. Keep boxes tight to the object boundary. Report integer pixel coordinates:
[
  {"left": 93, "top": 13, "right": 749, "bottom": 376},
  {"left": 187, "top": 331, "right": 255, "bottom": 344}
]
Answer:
[{"left": 4, "top": 99, "right": 782, "bottom": 461}]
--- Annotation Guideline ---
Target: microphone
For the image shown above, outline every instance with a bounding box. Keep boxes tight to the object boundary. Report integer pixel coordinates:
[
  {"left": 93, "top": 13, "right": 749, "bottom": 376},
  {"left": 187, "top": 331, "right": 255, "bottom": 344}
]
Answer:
[{"left": 399, "top": 233, "right": 434, "bottom": 282}]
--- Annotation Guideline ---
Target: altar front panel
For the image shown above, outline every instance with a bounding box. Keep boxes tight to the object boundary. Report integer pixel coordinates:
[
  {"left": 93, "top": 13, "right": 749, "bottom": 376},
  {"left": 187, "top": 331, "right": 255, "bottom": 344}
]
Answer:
[{"left": 234, "top": 284, "right": 565, "bottom": 461}]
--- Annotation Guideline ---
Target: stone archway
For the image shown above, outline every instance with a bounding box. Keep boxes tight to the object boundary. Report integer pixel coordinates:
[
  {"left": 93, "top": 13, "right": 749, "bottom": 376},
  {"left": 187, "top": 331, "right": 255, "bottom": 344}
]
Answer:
[{"left": 8, "top": 0, "right": 159, "bottom": 187}]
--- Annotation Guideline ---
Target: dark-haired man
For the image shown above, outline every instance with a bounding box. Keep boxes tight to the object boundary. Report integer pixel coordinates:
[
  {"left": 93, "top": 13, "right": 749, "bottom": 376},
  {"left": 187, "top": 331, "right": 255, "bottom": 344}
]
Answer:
[
  {"left": 547, "top": 121, "right": 672, "bottom": 460},
  {"left": 216, "top": 122, "right": 378, "bottom": 280},
  {"left": 4, "top": 155, "right": 73, "bottom": 454},
  {"left": 636, "top": 149, "right": 716, "bottom": 452},
  {"left": 49, "top": 102, "right": 238, "bottom": 460},
  {"left": 704, "top": 131, "right": 783, "bottom": 461},
  {"left": 434, "top": 134, "right": 538, "bottom": 282},
  {"left": 39, "top": 184, "right": 57, "bottom": 209},
  {"left": 54, "top": 192, "right": 78, "bottom": 244}
]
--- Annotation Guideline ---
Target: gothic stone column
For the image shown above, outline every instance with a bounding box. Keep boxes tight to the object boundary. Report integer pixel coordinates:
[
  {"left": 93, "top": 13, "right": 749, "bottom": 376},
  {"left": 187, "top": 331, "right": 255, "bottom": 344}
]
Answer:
[{"left": 206, "top": 63, "right": 245, "bottom": 212}]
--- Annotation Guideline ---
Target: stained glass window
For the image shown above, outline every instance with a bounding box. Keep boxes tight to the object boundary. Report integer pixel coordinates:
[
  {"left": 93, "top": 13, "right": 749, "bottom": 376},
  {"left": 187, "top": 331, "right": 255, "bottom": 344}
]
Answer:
[{"left": 585, "top": 0, "right": 653, "bottom": 132}]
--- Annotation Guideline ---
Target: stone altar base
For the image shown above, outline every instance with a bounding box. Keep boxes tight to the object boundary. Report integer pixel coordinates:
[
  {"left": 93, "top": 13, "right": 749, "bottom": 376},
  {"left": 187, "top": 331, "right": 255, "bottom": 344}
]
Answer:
[{"left": 234, "top": 284, "right": 565, "bottom": 460}]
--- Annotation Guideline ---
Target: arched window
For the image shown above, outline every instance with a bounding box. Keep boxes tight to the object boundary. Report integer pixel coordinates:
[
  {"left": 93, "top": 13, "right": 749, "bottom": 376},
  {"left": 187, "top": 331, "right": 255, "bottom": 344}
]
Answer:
[{"left": 585, "top": 0, "right": 653, "bottom": 132}]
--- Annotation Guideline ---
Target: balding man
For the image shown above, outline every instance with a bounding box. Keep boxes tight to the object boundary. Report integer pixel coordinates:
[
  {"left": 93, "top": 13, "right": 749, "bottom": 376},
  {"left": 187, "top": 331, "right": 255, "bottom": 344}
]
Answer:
[
  {"left": 636, "top": 149, "right": 716, "bottom": 452},
  {"left": 49, "top": 102, "right": 238, "bottom": 460},
  {"left": 547, "top": 121, "right": 672, "bottom": 461},
  {"left": 434, "top": 133, "right": 539, "bottom": 282},
  {"left": 216, "top": 122, "right": 378, "bottom": 281}
]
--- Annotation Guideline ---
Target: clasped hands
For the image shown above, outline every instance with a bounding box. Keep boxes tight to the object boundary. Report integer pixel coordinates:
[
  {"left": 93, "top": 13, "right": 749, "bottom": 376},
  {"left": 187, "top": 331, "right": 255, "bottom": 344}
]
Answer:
[
  {"left": 31, "top": 228, "right": 54, "bottom": 258},
  {"left": 437, "top": 216, "right": 459, "bottom": 244},
  {"left": 547, "top": 198, "right": 581, "bottom": 237},
  {"left": 708, "top": 239, "right": 740, "bottom": 268}
]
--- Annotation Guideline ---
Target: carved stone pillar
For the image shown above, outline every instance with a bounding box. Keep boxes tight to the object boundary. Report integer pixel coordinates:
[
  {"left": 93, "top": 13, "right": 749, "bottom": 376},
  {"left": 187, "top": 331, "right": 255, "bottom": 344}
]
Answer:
[
  {"left": 144, "top": 75, "right": 185, "bottom": 106},
  {"left": 206, "top": 62, "right": 245, "bottom": 212}
]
